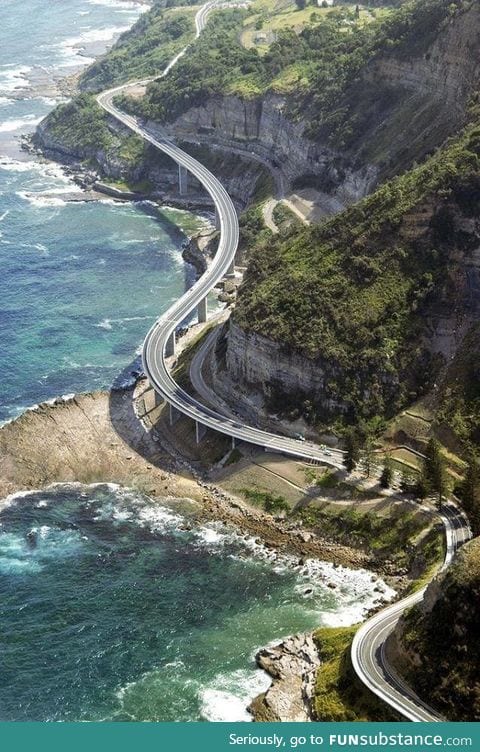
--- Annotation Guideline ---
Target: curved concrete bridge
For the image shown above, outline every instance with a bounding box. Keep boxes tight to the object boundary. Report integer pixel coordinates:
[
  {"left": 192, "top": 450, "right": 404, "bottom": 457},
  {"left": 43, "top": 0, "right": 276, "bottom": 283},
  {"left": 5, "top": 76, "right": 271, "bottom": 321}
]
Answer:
[
  {"left": 97, "top": 2, "right": 344, "bottom": 467},
  {"left": 97, "top": 0, "right": 471, "bottom": 723}
]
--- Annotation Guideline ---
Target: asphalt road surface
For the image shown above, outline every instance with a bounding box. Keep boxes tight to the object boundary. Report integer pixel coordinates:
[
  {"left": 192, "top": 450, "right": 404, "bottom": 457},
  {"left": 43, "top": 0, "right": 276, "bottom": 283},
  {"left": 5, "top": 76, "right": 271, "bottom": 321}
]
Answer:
[{"left": 97, "top": 2, "right": 472, "bottom": 722}]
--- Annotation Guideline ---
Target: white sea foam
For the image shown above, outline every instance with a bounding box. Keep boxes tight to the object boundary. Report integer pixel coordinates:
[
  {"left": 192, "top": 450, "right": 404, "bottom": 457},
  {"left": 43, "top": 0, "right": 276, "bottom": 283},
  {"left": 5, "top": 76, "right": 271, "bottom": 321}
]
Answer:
[
  {"left": 17, "top": 191, "right": 67, "bottom": 208},
  {"left": 0, "top": 156, "right": 42, "bottom": 173},
  {"left": 0, "top": 534, "right": 42, "bottom": 575},
  {"left": 34, "top": 96, "right": 60, "bottom": 107},
  {"left": 0, "top": 114, "right": 42, "bottom": 133},
  {"left": 190, "top": 521, "right": 395, "bottom": 624},
  {"left": 199, "top": 668, "right": 271, "bottom": 722},
  {"left": 95, "top": 315, "right": 154, "bottom": 330},
  {"left": 0, "top": 489, "right": 39, "bottom": 514},
  {"left": 0, "top": 157, "right": 74, "bottom": 186},
  {"left": 54, "top": 25, "right": 131, "bottom": 69},
  {"left": 88, "top": 0, "right": 146, "bottom": 9},
  {"left": 136, "top": 504, "right": 184, "bottom": 533},
  {"left": 0, "top": 64, "right": 32, "bottom": 94}
]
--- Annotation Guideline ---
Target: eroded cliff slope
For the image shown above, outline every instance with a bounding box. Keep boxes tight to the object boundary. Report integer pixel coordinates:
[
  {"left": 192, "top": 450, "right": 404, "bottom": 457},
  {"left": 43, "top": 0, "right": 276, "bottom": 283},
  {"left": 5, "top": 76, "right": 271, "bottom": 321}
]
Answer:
[
  {"left": 390, "top": 536, "right": 480, "bottom": 721},
  {"left": 224, "top": 124, "right": 480, "bottom": 440}
]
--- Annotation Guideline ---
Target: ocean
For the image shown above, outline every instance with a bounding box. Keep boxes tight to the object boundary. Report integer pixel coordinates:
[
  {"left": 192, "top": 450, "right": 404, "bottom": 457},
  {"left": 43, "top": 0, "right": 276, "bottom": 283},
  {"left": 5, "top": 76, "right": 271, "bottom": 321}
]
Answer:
[
  {"left": 0, "top": 0, "right": 392, "bottom": 722},
  {"left": 0, "top": 0, "right": 206, "bottom": 424}
]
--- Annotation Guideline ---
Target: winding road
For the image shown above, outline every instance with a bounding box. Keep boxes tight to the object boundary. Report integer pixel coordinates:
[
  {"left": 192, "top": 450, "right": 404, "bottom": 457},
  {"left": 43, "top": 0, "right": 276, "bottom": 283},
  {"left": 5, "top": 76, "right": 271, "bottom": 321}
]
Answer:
[
  {"left": 97, "top": 3, "right": 344, "bottom": 469},
  {"left": 97, "top": 0, "right": 472, "bottom": 723},
  {"left": 352, "top": 500, "right": 471, "bottom": 722}
]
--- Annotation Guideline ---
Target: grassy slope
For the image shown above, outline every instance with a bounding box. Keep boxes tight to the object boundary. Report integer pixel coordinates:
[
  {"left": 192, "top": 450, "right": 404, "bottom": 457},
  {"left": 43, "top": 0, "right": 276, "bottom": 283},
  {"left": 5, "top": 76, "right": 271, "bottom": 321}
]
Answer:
[
  {"left": 398, "top": 536, "right": 480, "bottom": 720},
  {"left": 313, "top": 626, "right": 397, "bottom": 721},
  {"left": 233, "top": 123, "right": 480, "bottom": 425}
]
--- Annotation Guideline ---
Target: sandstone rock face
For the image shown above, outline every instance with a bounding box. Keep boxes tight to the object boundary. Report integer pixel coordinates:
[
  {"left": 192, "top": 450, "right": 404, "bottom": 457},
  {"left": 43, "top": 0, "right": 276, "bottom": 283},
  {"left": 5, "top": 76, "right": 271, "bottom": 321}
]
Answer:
[
  {"left": 224, "top": 321, "right": 348, "bottom": 415},
  {"left": 35, "top": 117, "right": 180, "bottom": 189},
  {"left": 166, "top": 93, "right": 377, "bottom": 206},
  {"left": 212, "top": 320, "right": 400, "bottom": 423},
  {"left": 249, "top": 632, "right": 320, "bottom": 722},
  {"left": 368, "top": 3, "right": 480, "bottom": 111}
]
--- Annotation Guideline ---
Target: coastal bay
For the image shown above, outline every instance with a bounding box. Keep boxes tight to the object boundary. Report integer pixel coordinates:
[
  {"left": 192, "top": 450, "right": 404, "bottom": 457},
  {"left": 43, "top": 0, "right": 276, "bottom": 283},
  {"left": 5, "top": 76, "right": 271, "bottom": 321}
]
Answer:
[{"left": 0, "top": 0, "right": 395, "bottom": 723}]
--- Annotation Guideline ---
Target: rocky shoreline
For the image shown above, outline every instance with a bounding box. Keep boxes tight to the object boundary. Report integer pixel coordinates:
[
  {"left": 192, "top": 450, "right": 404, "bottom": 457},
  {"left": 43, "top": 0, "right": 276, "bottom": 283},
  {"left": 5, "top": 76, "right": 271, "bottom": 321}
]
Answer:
[
  {"left": 0, "top": 384, "right": 398, "bottom": 722},
  {"left": 249, "top": 633, "right": 320, "bottom": 722}
]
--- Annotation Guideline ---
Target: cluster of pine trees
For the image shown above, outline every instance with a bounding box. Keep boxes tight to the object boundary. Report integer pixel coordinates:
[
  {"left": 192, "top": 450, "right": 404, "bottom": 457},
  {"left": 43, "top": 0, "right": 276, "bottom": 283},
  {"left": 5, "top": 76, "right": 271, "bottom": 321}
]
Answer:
[{"left": 343, "top": 433, "right": 479, "bottom": 533}]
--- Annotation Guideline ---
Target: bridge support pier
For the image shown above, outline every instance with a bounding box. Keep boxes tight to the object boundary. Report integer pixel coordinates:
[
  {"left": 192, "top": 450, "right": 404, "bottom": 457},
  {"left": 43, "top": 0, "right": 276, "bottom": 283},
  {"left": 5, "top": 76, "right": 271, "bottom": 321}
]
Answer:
[
  {"left": 165, "top": 331, "right": 176, "bottom": 358},
  {"left": 169, "top": 403, "right": 181, "bottom": 426},
  {"left": 231, "top": 436, "right": 236, "bottom": 450},
  {"left": 197, "top": 296, "right": 208, "bottom": 323},
  {"left": 195, "top": 420, "right": 207, "bottom": 444},
  {"left": 226, "top": 259, "right": 235, "bottom": 278},
  {"left": 178, "top": 164, "right": 188, "bottom": 195},
  {"left": 153, "top": 389, "right": 163, "bottom": 408},
  {"left": 214, "top": 206, "right": 221, "bottom": 230}
]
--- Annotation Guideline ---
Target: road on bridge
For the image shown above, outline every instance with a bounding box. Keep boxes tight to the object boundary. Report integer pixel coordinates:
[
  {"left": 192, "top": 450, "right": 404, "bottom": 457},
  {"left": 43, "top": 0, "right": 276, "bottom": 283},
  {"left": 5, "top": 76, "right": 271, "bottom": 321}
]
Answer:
[{"left": 97, "top": 1, "right": 472, "bottom": 723}]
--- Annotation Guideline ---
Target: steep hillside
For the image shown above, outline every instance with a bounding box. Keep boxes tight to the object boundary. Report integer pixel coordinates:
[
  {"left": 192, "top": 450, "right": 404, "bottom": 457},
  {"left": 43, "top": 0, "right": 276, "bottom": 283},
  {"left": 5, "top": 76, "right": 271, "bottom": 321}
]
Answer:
[
  {"left": 36, "top": 1, "right": 480, "bottom": 210},
  {"left": 391, "top": 537, "right": 480, "bottom": 720},
  {"left": 128, "top": 0, "right": 480, "bottom": 199},
  {"left": 221, "top": 123, "right": 480, "bottom": 437}
]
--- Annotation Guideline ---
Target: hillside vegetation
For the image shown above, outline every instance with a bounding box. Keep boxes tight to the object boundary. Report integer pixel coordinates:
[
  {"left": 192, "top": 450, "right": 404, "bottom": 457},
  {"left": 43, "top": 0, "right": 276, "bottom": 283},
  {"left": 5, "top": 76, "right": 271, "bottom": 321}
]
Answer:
[
  {"left": 395, "top": 537, "right": 480, "bottom": 720},
  {"left": 80, "top": 4, "right": 196, "bottom": 91},
  {"left": 313, "top": 626, "right": 396, "bottom": 721},
  {"left": 35, "top": 2, "right": 200, "bottom": 174},
  {"left": 233, "top": 123, "right": 480, "bottom": 425},
  {"left": 124, "top": 0, "right": 474, "bottom": 149}
]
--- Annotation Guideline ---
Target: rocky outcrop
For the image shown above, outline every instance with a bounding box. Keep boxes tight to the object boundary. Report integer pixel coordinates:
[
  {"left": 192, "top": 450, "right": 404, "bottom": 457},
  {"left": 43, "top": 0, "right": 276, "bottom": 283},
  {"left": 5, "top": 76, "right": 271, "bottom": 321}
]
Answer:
[
  {"left": 182, "top": 228, "right": 218, "bottom": 277},
  {"left": 165, "top": 94, "right": 377, "bottom": 207},
  {"left": 249, "top": 633, "right": 320, "bottom": 721},
  {"left": 212, "top": 320, "right": 400, "bottom": 425}
]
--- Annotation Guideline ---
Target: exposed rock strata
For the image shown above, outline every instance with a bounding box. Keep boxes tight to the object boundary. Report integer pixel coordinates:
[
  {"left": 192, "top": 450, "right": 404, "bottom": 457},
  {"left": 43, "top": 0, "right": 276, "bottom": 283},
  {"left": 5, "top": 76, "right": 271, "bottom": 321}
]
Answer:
[
  {"left": 165, "top": 95, "right": 375, "bottom": 207},
  {"left": 182, "top": 228, "right": 218, "bottom": 277}
]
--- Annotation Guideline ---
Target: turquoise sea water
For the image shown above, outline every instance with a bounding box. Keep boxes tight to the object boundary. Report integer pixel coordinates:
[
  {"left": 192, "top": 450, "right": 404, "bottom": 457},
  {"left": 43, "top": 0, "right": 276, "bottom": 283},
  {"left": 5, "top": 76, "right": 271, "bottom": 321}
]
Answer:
[
  {"left": 0, "top": 0, "right": 393, "bottom": 722},
  {"left": 0, "top": 485, "right": 393, "bottom": 722},
  {"left": 0, "top": 0, "right": 204, "bottom": 423}
]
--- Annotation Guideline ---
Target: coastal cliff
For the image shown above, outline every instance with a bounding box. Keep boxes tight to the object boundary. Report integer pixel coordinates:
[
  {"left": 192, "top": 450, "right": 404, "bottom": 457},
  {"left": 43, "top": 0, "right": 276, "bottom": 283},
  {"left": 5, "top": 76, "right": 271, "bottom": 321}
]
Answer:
[
  {"left": 163, "top": 94, "right": 376, "bottom": 207},
  {"left": 389, "top": 537, "right": 480, "bottom": 721},
  {"left": 218, "top": 124, "right": 480, "bottom": 437}
]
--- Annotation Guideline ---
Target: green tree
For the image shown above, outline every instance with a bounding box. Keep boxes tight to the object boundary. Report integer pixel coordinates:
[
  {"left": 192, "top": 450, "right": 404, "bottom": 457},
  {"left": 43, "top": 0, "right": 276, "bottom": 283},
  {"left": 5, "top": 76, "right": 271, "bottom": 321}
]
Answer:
[
  {"left": 422, "top": 437, "right": 447, "bottom": 508},
  {"left": 460, "top": 455, "right": 480, "bottom": 534},
  {"left": 380, "top": 455, "right": 394, "bottom": 489},
  {"left": 400, "top": 467, "right": 415, "bottom": 494},
  {"left": 344, "top": 430, "right": 360, "bottom": 473},
  {"left": 361, "top": 439, "right": 377, "bottom": 478}
]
